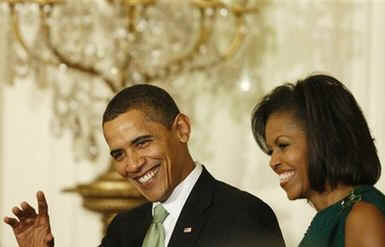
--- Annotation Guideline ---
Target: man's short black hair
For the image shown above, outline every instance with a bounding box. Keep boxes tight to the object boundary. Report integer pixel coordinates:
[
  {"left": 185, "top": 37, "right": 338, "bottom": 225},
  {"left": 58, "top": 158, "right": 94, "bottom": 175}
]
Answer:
[
  {"left": 251, "top": 74, "right": 381, "bottom": 192},
  {"left": 103, "top": 84, "right": 180, "bottom": 128}
]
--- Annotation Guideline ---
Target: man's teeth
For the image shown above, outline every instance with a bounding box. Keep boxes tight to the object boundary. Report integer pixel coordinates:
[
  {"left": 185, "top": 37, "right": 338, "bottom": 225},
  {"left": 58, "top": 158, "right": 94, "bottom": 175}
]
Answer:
[
  {"left": 138, "top": 168, "right": 158, "bottom": 184},
  {"left": 279, "top": 171, "right": 295, "bottom": 183}
]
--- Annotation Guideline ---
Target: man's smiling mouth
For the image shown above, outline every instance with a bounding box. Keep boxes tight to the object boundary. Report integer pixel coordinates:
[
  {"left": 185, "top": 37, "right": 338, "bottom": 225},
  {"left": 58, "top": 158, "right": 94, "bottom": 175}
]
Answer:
[{"left": 138, "top": 166, "right": 160, "bottom": 184}]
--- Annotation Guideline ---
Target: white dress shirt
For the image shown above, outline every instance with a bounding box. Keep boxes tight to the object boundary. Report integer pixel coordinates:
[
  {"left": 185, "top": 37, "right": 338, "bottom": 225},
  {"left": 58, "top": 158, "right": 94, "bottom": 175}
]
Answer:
[{"left": 152, "top": 162, "right": 202, "bottom": 247}]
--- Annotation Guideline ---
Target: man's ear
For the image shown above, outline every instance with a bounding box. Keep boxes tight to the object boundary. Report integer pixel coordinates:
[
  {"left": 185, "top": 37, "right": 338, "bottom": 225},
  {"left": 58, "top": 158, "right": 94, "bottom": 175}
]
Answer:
[{"left": 172, "top": 113, "right": 191, "bottom": 143}]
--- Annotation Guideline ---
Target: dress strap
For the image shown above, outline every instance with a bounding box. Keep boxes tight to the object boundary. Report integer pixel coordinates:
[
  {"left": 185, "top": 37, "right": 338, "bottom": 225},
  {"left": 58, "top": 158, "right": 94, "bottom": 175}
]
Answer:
[{"left": 340, "top": 187, "right": 363, "bottom": 209}]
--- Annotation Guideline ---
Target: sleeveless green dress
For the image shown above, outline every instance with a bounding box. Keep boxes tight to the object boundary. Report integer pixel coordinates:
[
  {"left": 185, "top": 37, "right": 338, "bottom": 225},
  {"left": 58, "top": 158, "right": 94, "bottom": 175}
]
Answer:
[{"left": 298, "top": 185, "right": 385, "bottom": 247}]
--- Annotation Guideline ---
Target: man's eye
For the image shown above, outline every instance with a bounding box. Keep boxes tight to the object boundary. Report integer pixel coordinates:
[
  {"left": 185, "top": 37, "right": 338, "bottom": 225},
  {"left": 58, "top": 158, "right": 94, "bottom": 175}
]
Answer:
[
  {"left": 112, "top": 152, "right": 124, "bottom": 161},
  {"left": 137, "top": 140, "right": 151, "bottom": 148}
]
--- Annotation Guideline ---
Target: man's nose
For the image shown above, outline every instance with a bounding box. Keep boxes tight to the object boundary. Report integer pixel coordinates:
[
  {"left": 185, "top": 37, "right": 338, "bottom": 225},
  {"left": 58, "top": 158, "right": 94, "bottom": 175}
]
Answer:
[{"left": 125, "top": 151, "right": 145, "bottom": 173}]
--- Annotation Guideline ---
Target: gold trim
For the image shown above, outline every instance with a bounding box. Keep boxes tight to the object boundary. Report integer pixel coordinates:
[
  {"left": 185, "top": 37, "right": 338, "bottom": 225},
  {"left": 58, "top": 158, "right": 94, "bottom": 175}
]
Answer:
[{"left": 63, "top": 161, "right": 147, "bottom": 233}]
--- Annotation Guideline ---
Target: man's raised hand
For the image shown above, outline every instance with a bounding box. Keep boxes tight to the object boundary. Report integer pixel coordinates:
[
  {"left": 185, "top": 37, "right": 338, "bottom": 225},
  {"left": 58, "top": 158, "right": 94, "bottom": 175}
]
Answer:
[{"left": 3, "top": 191, "right": 54, "bottom": 247}]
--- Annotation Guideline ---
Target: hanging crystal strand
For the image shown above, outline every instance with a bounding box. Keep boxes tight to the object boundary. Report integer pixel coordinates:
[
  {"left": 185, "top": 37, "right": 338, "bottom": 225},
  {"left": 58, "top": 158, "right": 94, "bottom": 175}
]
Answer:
[
  {"left": 87, "top": 134, "right": 99, "bottom": 162},
  {"left": 5, "top": 4, "right": 26, "bottom": 85},
  {"left": 1, "top": 3, "right": 13, "bottom": 85},
  {"left": 34, "top": 4, "right": 53, "bottom": 89}
]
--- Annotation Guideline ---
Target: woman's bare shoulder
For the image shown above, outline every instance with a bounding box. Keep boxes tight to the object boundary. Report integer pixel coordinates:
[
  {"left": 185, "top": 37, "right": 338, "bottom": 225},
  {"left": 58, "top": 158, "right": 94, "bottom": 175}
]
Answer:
[{"left": 345, "top": 201, "right": 385, "bottom": 247}]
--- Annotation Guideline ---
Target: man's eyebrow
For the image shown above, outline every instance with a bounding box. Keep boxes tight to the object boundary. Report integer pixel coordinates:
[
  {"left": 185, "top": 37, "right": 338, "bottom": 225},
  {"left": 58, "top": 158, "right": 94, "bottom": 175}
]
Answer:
[{"left": 131, "top": 135, "right": 153, "bottom": 145}]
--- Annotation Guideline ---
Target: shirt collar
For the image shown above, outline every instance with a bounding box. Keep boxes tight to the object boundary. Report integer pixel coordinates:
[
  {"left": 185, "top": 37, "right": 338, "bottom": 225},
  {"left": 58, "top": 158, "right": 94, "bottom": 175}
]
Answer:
[{"left": 153, "top": 162, "right": 203, "bottom": 217}]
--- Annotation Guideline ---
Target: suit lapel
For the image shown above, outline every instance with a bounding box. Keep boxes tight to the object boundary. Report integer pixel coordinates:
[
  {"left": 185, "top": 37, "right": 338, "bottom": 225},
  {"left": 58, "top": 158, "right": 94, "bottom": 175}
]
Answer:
[
  {"left": 128, "top": 203, "right": 152, "bottom": 246},
  {"left": 168, "top": 167, "right": 215, "bottom": 247}
]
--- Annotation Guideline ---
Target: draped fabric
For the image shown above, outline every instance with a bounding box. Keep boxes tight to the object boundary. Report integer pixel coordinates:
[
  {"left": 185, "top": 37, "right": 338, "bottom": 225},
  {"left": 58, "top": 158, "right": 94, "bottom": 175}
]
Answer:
[{"left": 0, "top": 1, "right": 384, "bottom": 246}]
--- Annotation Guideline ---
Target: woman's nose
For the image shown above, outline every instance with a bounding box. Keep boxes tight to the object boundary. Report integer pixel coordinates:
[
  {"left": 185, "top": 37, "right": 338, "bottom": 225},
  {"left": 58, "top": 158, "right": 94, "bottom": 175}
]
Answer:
[{"left": 269, "top": 151, "right": 281, "bottom": 171}]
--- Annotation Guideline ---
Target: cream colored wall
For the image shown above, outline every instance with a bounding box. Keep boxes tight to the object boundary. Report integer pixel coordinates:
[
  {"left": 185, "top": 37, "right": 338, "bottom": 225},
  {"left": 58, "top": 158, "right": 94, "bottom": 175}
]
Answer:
[
  {"left": 366, "top": 0, "right": 385, "bottom": 168},
  {"left": 0, "top": 84, "right": 105, "bottom": 247},
  {"left": 0, "top": 8, "right": 8, "bottom": 245},
  {"left": 1, "top": 1, "right": 385, "bottom": 247}
]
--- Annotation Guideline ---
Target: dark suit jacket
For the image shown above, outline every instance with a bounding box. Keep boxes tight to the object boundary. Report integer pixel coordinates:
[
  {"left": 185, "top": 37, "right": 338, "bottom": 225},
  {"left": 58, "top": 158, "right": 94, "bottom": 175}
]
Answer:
[{"left": 100, "top": 167, "right": 285, "bottom": 247}]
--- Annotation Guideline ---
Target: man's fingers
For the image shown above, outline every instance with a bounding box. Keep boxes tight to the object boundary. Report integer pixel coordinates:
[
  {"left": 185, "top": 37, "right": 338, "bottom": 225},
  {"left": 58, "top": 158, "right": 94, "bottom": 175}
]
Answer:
[
  {"left": 46, "top": 233, "right": 55, "bottom": 247},
  {"left": 3, "top": 216, "right": 19, "bottom": 228},
  {"left": 12, "top": 206, "right": 26, "bottom": 221},
  {"left": 37, "top": 191, "right": 49, "bottom": 216},
  {"left": 45, "top": 232, "right": 54, "bottom": 242},
  {"left": 20, "top": 201, "right": 37, "bottom": 217}
]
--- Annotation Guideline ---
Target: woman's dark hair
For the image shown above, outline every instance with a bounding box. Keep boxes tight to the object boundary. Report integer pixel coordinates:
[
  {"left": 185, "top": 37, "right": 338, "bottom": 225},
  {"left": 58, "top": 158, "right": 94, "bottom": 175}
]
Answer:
[
  {"left": 251, "top": 74, "right": 381, "bottom": 192},
  {"left": 103, "top": 84, "right": 180, "bottom": 128}
]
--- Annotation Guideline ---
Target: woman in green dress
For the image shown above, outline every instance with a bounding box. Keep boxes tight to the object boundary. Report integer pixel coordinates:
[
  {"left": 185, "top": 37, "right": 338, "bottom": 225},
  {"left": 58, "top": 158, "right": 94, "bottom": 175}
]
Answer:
[{"left": 251, "top": 74, "right": 385, "bottom": 246}]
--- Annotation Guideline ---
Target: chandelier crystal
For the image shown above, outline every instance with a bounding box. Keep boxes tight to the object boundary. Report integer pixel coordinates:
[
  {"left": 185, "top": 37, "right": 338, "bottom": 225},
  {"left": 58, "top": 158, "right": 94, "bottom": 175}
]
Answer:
[{"left": 0, "top": 0, "right": 267, "bottom": 162}]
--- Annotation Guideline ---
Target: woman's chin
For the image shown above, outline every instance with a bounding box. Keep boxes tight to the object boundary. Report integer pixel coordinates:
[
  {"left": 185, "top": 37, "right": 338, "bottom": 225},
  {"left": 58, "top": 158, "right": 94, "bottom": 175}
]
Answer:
[{"left": 285, "top": 190, "right": 300, "bottom": 201}]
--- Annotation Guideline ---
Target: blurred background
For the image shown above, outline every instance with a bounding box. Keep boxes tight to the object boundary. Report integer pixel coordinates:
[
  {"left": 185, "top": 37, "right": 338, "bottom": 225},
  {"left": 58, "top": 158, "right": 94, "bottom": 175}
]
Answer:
[{"left": 0, "top": 0, "right": 384, "bottom": 246}]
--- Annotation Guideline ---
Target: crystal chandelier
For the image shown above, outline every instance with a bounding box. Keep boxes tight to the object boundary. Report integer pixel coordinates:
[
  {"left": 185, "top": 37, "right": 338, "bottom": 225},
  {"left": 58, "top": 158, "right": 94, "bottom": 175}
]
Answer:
[{"left": 1, "top": 0, "right": 265, "bottom": 162}]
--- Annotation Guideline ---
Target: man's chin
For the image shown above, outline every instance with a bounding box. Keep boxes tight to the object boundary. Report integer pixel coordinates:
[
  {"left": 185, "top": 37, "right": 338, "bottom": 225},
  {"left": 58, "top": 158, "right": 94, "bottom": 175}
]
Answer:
[
  {"left": 139, "top": 191, "right": 164, "bottom": 203},
  {"left": 134, "top": 183, "right": 171, "bottom": 202},
  {"left": 148, "top": 192, "right": 172, "bottom": 203}
]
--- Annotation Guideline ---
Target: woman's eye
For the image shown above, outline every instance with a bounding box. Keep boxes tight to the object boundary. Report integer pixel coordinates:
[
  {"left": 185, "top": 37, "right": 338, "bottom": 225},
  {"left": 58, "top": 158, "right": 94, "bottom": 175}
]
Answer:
[{"left": 278, "top": 143, "right": 289, "bottom": 149}]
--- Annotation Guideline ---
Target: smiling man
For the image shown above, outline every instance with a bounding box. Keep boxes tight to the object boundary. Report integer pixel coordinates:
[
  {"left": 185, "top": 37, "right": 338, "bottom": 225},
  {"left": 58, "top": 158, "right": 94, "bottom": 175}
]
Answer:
[{"left": 4, "top": 84, "right": 285, "bottom": 247}]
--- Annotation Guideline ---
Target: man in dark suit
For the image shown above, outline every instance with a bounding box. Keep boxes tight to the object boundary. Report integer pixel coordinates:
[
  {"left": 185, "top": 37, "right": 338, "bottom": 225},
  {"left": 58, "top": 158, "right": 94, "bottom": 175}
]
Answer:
[
  {"left": 4, "top": 84, "right": 285, "bottom": 247},
  {"left": 101, "top": 167, "right": 285, "bottom": 247}
]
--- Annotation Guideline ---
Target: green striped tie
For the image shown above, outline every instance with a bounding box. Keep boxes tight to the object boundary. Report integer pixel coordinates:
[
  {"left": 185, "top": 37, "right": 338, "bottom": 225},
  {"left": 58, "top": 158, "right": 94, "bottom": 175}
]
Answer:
[{"left": 142, "top": 204, "right": 169, "bottom": 247}]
